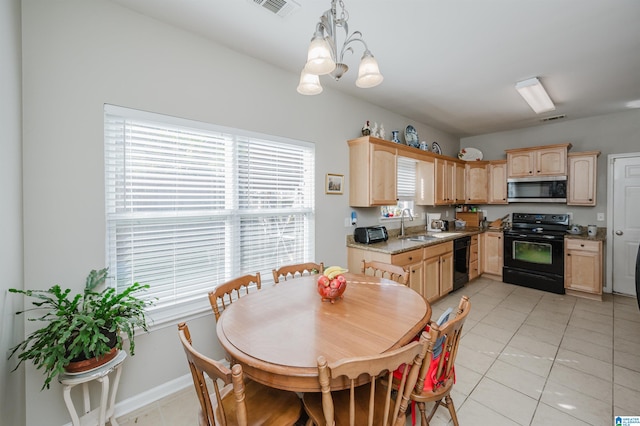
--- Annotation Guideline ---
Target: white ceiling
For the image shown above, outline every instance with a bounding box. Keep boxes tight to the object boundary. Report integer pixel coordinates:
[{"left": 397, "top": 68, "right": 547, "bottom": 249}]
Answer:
[{"left": 109, "top": 0, "right": 640, "bottom": 137}]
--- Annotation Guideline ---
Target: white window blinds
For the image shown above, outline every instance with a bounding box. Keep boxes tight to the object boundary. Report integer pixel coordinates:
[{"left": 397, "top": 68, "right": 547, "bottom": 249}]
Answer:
[
  {"left": 396, "top": 157, "right": 417, "bottom": 199},
  {"left": 104, "top": 105, "right": 315, "bottom": 322}
]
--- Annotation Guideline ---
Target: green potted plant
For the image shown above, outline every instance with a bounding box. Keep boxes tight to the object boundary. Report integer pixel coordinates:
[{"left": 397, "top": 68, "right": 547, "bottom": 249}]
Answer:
[{"left": 9, "top": 267, "right": 152, "bottom": 389}]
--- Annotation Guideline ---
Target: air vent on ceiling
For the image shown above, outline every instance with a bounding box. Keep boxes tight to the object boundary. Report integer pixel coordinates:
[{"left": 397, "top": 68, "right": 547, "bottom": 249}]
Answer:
[
  {"left": 540, "top": 114, "right": 566, "bottom": 122},
  {"left": 252, "top": 0, "right": 300, "bottom": 17}
]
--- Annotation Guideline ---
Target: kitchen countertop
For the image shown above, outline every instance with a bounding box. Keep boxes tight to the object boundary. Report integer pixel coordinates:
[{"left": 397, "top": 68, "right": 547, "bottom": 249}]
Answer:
[
  {"left": 346, "top": 226, "right": 607, "bottom": 255},
  {"left": 564, "top": 227, "right": 607, "bottom": 242},
  {"left": 346, "top": 226, "right": 483, "bottom": 255}
]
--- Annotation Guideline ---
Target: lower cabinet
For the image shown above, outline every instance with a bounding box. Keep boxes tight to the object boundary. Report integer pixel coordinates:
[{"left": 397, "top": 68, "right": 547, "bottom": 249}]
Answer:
[
  {"left": 564, "top": 238, "right": 603, "bottom": 300},
  {"left": 423, "top": 242, "right": 453, "bottom": 303},
  {"left": 347, "top": 241, "right": 453, "bottom": 303},
  {"left": 482, "top": 231, "right": 503, "bottom": 277},
  {"left": 469, "top": 234, "right": 480, "bottom": 281}
]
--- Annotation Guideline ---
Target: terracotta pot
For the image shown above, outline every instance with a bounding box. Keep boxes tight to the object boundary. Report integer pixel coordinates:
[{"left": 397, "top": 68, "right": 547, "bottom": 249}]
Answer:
[{"left": 64, "top": 347, "right": 119, "bottom": 374}]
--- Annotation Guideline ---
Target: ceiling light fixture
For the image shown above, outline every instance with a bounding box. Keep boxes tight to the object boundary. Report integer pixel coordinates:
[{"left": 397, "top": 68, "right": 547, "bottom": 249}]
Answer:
[
  {"left": 515, "top": 77, "right": 556, "bottom": 114},
  {"left": 296, "top": 0, "right": 383, "bottom": 95}
]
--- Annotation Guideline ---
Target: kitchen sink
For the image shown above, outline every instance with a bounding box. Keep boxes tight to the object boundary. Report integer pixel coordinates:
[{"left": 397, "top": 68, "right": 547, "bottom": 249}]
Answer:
[
  {"left": 431, "top": 232, "right": 463, "bottom": 238},
  {"left": 407, "top": 235, "right": 439, "bottom": 242}
]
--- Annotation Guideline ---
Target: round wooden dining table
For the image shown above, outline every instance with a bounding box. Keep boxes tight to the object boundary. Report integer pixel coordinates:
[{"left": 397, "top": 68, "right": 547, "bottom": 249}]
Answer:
[{"left": 215, "top": 272, "right": 432, "bottom": 392}]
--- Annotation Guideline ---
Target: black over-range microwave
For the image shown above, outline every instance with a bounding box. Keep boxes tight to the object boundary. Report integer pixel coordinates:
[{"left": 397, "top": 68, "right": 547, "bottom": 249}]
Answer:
[{"left": 507, "top": 176, "right": 567, "bottom": 203}]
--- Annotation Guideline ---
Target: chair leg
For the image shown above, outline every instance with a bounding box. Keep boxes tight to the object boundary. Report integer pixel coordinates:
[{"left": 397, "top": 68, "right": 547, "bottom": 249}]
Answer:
[
  {"left": 426, "top": 399, "right": 441, "bottom": 423},
  {"left": 418, "top": 402, "right": 428, "bottom": 425},
  {"left": 444, "top": 394, "right": 459, "bottom": 426}
]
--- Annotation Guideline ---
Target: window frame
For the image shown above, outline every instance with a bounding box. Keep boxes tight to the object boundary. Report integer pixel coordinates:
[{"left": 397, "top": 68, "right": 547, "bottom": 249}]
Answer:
[{"left": 104, "top": 105, "right": 316, "bottom": 326}]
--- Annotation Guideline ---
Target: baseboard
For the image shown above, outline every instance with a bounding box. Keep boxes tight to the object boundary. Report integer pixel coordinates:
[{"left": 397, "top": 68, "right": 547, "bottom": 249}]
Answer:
[{"left": 113, "top": 373, "right": 193, "bottom": 418}]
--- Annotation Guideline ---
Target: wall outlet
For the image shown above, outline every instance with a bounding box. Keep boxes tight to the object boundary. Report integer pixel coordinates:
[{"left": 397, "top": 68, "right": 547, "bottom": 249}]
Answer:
[
  {"left": 597, "top": 212, "right": 605, "bottom": 221},
  {"left": 566, "top": 211, "right": 573, "bottom": 221},
  {"left": 344, "top": 217, "right": 351, "bottom": 227},
  {"left": 445, "top": 211, "right": 449, "bottom": 217}
]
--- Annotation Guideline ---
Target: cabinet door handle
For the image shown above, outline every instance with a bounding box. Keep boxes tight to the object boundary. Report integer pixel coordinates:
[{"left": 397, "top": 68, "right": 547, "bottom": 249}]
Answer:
[
  {"left": 567, "top": 253, "right": 571, "bottom": 256},
  {"left": 616, "top": 230, "right": 624, "bottom": 236},
  {"left": 408, "top": 257, "right": 413, "bottom": 261}
]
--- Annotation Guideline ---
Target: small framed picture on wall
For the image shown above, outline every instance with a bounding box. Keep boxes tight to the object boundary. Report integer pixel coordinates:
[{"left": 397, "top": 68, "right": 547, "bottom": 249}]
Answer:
[{"left": 326, "top": 173, "right": 344, "bottom": 194}]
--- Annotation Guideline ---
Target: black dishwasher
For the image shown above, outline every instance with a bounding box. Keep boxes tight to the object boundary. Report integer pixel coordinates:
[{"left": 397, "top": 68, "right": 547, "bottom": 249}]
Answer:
[{"left": 453, "top": 236, "right": 471, "bottom": 291}]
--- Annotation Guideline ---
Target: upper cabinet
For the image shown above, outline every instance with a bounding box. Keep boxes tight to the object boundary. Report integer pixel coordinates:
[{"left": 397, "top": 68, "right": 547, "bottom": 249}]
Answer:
[
  {"left": 435, "top": 158, "right": 465, "bottom": 205},
  {"left": 567, "top": 151, "right": 600, "bottom": 206},
  {"left": 465, "top": 161, "right": 489, "bottom": 204},
  {"left": 348, "top": 136, "right": 397, "bottom": 206},
  {"left": 506, "top": 143, "right": 572, "bottom": 178},
  {"left": 487, "top": 160, "right": 508, "bottom": 204}
]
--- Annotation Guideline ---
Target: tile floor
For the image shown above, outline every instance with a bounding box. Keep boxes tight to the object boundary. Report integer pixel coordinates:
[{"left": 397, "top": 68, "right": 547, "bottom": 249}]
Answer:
[{"left": 115, "top": 277, "right": 640, "bottom": 425}]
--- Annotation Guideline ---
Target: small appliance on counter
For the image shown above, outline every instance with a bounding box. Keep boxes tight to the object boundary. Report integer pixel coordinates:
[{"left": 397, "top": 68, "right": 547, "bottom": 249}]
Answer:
[
  {"left": 427, "top": 213, "right": 443, "bottom": 232},
  {"left": 354, "top": 226, "right": 388, "bottom": 244}
]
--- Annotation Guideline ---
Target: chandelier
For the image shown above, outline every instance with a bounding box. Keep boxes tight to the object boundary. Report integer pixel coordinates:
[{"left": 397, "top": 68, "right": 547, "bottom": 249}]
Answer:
[{"left": 296, "top": 0, "right": 383, "bottom": 95}]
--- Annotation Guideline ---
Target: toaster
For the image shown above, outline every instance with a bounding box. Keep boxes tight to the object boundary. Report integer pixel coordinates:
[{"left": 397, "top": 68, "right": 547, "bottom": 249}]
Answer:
[{"left": 354, "top": 226, "right": 388, "bottom": 244}]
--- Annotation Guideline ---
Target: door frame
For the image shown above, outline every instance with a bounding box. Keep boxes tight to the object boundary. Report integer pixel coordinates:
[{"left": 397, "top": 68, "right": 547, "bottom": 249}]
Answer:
[{"left": 606, "top": 152, "right": 640, "bottom": 294}]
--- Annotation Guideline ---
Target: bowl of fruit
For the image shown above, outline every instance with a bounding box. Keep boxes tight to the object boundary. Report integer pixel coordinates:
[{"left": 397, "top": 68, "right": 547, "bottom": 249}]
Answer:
[{"left": 317, "top": 266, "right": 348, "bottom": 303}]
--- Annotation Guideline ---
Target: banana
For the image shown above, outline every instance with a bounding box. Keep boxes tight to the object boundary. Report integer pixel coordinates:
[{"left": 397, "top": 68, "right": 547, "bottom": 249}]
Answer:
[{"left": 324, "top": 266, "right": 348, "bottom": 280}]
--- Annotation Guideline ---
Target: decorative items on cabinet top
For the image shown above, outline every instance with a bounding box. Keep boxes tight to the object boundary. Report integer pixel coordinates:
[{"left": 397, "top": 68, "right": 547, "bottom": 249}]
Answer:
[{"left": 348, "top": 135, "right": 457, "bottom": 163}]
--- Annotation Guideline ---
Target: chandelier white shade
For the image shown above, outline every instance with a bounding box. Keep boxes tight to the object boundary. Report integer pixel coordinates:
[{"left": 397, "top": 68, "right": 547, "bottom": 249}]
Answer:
[
  {"left": 356, "top": 50, "right": 384, "bottom": 88},
  {"left": 304, "top": 34, "right": 336, "bottom": 75},
  {"left": 297, "top": 0, "right": 383, "bottom": 95},
  {"left": 296, "top": 69, "right": 323, "bottom": 95},
  {"left": 515, "top": 77, "right": 556, "bottom": 114}
]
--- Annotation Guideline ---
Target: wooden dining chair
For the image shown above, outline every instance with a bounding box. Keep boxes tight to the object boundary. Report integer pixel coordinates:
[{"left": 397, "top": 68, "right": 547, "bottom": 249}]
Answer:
[
  {"left": 361, "top": 260, "right": 409, "bottom": 286},
  {"left": 302, "top": 332, "right": 429, "bottom": 426},
  {"left": 272, "top": 262, "right": 324, "bottom": 283},
  {"left": 177, "top": 322, "right": 302, "bottom": 426},
  {"left": 408, "top": 295, "right": 471, "bottom": 426},
  {"left": 209, "top": 272, "right": 261, "bottom": 321}
]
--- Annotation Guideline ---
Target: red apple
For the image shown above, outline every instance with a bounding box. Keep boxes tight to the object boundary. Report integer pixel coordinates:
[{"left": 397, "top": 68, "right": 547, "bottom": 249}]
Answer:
[{"left": 317, "top": 275, "right": 330, "bottom": 287}]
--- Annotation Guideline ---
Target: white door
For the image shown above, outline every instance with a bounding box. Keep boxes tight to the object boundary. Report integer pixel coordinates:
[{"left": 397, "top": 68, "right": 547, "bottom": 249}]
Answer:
[{"left": 609, "top": 154, "right": 640, "bottom": 296}]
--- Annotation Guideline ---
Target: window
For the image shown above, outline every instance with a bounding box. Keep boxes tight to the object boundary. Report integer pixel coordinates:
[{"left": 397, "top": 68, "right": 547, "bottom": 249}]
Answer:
[
  {"left": 381, "top": 157, "right": 416, "bottom": 218},
  {"left": 104, "top": 105, "right": 315, "bottom": 323}
]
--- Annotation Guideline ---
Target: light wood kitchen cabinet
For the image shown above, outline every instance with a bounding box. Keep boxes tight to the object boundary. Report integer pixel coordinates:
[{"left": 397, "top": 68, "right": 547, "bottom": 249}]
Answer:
[
  {"left": 564, "top": 238, "right": 603, "bottom": 300},
  {"left": 482, "top": 231, "right": 503, "bottom": 277},
  {"left": 454, "top": 161, "right": 466, "bottom": 204},
  {"left": 347, "top": 241, "right": 454, "bottom": 303},
  {"left": 567, "top": 151, "right": 600, "bottom": 206},
  {"left": 506, "top": 143, "right": 572, "bottom": 178},
  {"left": 391, "top": 248, "right": 424, "bottom": 297},
  {"left": 348, "top": 136, "right": 397, "bottom": 206},
  {"left": 435, "top": 158, "right": 465, "bottom": 205},
  {"left": 465, "top": 161, "right": 488, "bottom": 204},
  {"left": 415, "top": 156, "right": 435, "bottom": 205},
  {"left": 469, "top": 234, "right": 480, "bottom": 281},
  {"left": 423, "top": 241, "right": 454, "bottom": 302},
  {"left": 487, "top": 160, "right": 508, "bottom": 204}
]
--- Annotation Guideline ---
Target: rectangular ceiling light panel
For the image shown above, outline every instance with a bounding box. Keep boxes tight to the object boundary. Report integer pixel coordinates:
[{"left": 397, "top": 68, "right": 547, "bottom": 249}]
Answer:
[{"left": 516, "top": 77, "right": 556, "bottom": 114}]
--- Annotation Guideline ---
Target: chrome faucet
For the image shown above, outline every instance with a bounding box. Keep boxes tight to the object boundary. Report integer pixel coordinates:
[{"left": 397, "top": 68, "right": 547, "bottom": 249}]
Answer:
[{"left": 399, "top": 208, "right": 414, "bottom": 238}]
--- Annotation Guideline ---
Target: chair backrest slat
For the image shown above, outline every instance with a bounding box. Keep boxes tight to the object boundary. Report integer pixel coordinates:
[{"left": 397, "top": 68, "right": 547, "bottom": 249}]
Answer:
[
  {"left": 208, "top": 272, "right": 261, "bottom": 320},
  {"left": 415, "top": 295, "right": 470, "bottom": 395},
  {"left": 178, "top": 322, "right": 239, "bottom": 426},
  {"left": 272, "top": 262, "right": 324, "bottom": 283},
  {"left": 361, "top": 260, "right": 409, "bottom": 286},
  {"left": 317, "top": 332, "right": 429, "bottom": 426}
]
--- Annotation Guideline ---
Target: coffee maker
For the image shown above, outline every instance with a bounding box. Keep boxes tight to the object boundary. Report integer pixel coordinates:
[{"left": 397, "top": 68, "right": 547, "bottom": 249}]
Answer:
[{"left": 426, "top": 213, "right": 443, "bottom": 232}]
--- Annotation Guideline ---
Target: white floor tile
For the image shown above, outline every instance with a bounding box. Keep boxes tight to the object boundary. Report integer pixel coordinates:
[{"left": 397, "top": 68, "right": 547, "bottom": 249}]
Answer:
[
  {"left": 469, "top": 377, "right": 537, "bottom": 425},
  {"left": 485, "top": 359, "right": 546, "bottom": 400},
  {"left": 541, "top": 380, "right": 612, "bottom": 425}
]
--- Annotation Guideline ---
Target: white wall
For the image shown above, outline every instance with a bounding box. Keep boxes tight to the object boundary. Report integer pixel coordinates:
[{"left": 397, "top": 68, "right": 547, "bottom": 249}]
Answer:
[
  {"left": 0, "top": 0, "right": 25, "bottom": 424},
  {"left": 461, "top": 109, "right": 640, "bottom": 226},
  {"left": 19, "top": 0, "right": 457, "bottom": 424}
]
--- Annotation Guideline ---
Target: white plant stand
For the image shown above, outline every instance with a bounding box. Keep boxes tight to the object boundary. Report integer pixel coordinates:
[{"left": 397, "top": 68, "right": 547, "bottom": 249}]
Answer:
[{"left": 58, "top": 351, "right": 126, "bottom": 426}]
